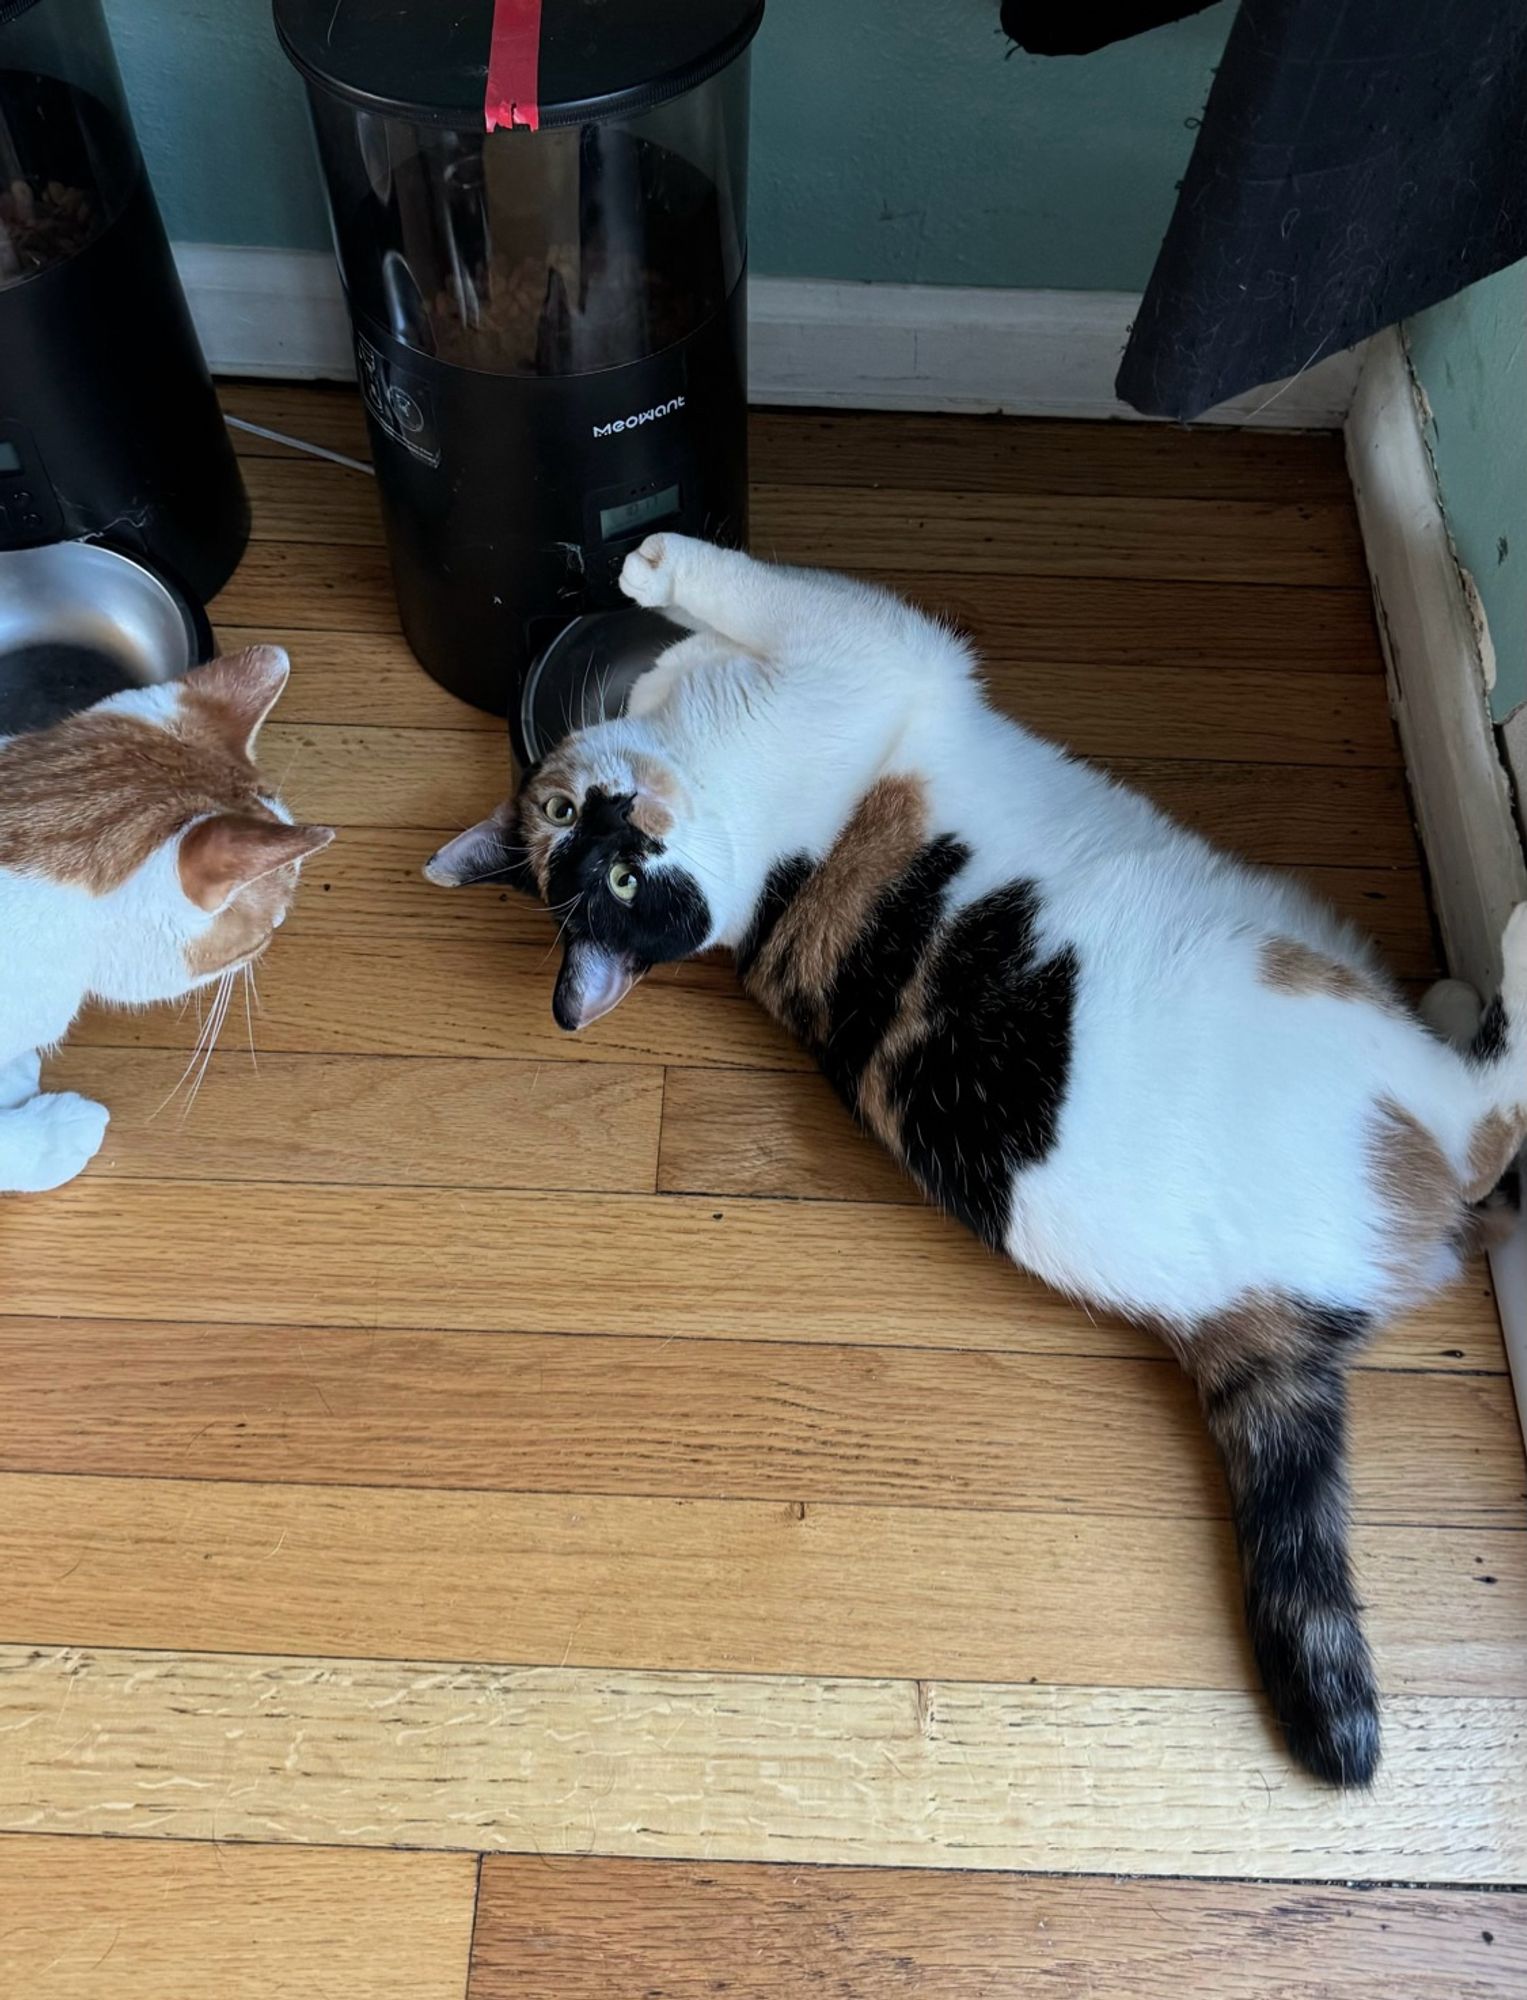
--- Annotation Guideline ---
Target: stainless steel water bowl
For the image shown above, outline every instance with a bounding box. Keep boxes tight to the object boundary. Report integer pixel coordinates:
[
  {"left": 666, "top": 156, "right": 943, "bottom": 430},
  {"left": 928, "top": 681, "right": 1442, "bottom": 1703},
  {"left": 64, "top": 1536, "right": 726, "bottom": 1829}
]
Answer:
[
  {"left": 519, "top": 606, "right": 686, "bottom": 762},
  {"left": 0, "top": 539, "right": 205, "bottom": 734}
]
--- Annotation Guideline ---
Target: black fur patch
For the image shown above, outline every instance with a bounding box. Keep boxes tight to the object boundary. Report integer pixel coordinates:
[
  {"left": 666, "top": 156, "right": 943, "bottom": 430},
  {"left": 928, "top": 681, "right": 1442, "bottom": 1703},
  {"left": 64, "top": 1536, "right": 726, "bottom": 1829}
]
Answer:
[
  {"left": 736, "top": 854, "right": 814, "bottom": 980},
  {"left": 884, "top": 883, "right": 1078, "bottom": 1247},
  {"left": 1472, "top": 993, "right": 1509, "bottom": 1063},
  {"left": 1303, "top": 1304, "right": 1370, "bottom": 1348},
  {"left": 816, "top": 835, "right": 971, "bottom": 1091},
  {"left": 756, "top": 839, "right": 1076, "bottom": 1250},
  {"left": 543, "top": 786, "right": 710, "bottom": 971}
]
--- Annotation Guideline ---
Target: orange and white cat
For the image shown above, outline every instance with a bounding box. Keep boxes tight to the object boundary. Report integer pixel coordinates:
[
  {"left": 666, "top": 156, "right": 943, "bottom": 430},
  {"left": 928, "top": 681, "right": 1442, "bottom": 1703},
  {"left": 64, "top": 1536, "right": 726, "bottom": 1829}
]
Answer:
[{"left": 0, "top": 646, "right": 333, "bottom": 1192}]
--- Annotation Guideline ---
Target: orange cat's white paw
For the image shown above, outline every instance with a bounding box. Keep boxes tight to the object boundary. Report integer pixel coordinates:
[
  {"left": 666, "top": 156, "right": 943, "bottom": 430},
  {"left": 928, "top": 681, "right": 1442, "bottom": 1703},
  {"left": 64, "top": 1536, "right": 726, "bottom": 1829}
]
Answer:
[
  {"left": 620, "top": 535, "right": 677, "bottom": 608},
  {"left": 4, "top": 1092, "right": 109, "bottom": 1192},
  {"left": 0, "top": 1050, "right": 42, "bottom": 1111}
]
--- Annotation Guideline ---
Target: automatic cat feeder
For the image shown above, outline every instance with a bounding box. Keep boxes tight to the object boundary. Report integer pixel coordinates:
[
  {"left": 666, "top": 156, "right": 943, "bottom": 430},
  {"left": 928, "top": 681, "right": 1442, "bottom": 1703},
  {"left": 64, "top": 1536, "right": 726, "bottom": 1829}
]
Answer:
[
  {"left": 276, "top": 0, "right": 763, "bottom": 763},
  {"left": 0, "top": 0, "right": 249, "bottom": 732}
]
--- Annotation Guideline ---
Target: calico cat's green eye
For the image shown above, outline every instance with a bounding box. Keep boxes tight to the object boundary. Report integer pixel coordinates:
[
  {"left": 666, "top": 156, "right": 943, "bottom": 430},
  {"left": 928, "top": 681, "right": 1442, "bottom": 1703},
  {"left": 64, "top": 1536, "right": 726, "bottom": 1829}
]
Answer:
[
  {"left": 543, "top": 794, "right": 577, "bottom": 826},
  {"left": 608, "top": 863, "right": 640, "bottom": 903}
]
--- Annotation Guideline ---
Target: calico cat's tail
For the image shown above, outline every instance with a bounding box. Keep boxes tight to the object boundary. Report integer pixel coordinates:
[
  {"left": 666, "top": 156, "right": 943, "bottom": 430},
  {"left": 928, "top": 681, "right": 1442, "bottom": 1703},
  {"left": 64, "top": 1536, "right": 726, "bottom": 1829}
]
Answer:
[{"left": 1179, "top": 1302, "right": 1380, "bottom": 1787}]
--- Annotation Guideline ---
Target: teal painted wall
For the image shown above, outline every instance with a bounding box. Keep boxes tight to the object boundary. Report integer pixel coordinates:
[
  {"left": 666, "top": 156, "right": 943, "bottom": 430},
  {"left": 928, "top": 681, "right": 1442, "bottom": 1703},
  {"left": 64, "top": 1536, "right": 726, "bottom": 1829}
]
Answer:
[
  {"left": 101, "top": 0, "right": 1228, "bottom": 290},
  {"left": 1407, "top": 265, "right": 1527, "bottom": 723}
]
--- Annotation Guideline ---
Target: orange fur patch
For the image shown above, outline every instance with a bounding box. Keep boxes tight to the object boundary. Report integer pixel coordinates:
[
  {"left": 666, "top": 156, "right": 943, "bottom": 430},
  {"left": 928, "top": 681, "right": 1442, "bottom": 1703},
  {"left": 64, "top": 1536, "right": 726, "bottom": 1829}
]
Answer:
[
  {"left": 1463, "top": 1105, "right": 1526, "bottom": 1205},
  {"left": 856, "top": 954, "right": 933, "bottom": 1157},
  {"left": 627, "top": 753, "right": 683, "bottom": 840},
  {"left": 0, "top": 704, "right": 258, "bottom": 895},
  {"left": 746, "top": 776, "right": 928, "bottom": 1040},
  {"left": 1166, "top": 1292, "right": 1314, "bottom": 1395},
  {"left": 1368, "top": 1095, "right": 1463, "bottom": 1289},
  {"left": 521, "top": 757, "right": 580, "bottom": 894},
  {"left": 184, "top": 862, "right": 302, "bottom": 976},
  {"left": 1259, "top": 936, "right": 1397, "bottom": 1012}
]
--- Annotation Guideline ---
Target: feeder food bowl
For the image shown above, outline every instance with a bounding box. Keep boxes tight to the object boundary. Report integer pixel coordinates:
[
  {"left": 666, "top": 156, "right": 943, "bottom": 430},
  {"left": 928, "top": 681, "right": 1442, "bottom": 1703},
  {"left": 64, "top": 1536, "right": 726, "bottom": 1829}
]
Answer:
[
  {"left": 0, "top": 539, "right": 209, "bottom": 735},
  {"left": 519, "top": 606, "right": 686, "bottom": 762}
]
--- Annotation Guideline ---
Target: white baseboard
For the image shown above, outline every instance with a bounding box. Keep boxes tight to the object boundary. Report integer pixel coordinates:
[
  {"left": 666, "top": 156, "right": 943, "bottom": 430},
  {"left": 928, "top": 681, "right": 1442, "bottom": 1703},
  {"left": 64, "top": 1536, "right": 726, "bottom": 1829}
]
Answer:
[
  {"left": 1344, "top": 330, "right": 1527, "bottom": 995},
  {"left": 176, "top": 245, "right": 357, "bottom": 381},
  {"left": 173, "top": 244, "right": 1358, "bottom": 429},
  {"left": 1344, "top": 327, "right": 1527, "bottom": 1444}
]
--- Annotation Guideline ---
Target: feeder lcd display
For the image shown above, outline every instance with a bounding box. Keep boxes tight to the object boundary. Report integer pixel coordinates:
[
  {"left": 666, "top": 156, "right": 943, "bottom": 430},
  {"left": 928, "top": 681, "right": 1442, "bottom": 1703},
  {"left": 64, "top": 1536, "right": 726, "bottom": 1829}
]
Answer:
[
  {"left": 0, "top": 444, "right": 22, "bottom": 474},
  {"left": 599, "top": 484, "right": 680, "bottom": 540}
]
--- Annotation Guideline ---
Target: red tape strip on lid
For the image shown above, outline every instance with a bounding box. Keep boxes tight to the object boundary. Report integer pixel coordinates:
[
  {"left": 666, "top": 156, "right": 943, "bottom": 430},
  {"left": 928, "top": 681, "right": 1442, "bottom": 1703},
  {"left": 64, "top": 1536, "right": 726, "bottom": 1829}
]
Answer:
[{"left": 485, "top": 0, "right": 542, "bottom": 130}]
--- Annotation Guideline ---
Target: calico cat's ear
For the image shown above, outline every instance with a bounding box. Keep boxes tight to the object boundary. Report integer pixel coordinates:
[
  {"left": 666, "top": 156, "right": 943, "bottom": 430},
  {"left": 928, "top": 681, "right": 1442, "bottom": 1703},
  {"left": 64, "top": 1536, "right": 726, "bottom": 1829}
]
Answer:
[
  {"left": 553, "top": 940, "right": 643, "bottom": 1031},
  {"left": 178, "top": 813, "right": 335, "bottom": 910},
  {"left": 423, "top": 806, "right": 533, "bottom": 891},
  {"left": 183, "top": 647, "right": 291, "bottom": 760}
]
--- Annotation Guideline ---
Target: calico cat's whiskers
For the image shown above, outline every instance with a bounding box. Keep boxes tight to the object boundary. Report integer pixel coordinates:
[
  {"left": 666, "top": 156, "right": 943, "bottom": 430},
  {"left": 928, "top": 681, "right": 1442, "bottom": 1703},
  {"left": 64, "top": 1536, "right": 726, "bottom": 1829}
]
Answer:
[{"left": 542, "top": 890, "right": 586, "bottom": 967}]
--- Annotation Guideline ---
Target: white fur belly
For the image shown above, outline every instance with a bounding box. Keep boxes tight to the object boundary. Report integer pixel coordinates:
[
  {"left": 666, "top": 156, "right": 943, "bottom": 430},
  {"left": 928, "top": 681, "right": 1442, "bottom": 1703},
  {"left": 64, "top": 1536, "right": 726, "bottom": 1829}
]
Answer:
[{"left": 1002, "top": 972, "right": 1453, "bottom": 1323}]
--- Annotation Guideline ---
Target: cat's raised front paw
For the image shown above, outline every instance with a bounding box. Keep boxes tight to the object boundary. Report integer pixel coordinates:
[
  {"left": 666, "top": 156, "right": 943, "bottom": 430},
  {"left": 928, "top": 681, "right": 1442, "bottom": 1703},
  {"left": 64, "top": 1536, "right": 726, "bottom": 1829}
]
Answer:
[
  {"left": 1, "top": 1091, "right": 110, "bottom": 1194},
  {"left": 619, "top": 535, "right": 677, "bottom": 608}
]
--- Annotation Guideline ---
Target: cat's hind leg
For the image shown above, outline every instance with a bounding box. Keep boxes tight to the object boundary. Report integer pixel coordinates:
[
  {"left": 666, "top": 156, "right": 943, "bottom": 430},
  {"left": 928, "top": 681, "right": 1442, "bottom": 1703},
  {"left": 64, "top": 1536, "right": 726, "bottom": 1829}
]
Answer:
[
  {"left": 1458, "top": 903, "right": 1527, "bottom": 1200},
  {"left": 0, "top": 1053, "right": 108, "bottom": 1193},
  {"left": 1420, "top": 977, "right": 1482, "bottom": 1049}
]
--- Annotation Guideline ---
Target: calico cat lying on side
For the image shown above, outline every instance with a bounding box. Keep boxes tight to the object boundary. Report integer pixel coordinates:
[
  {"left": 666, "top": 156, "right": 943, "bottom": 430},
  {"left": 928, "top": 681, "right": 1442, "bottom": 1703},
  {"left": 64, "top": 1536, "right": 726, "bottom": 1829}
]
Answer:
[
  {"left": 0, "top": 646, "right": 333, "bottom": 1193},
  {"left": 428, "top": 534, "right": 1524, "bottom": 1786}
]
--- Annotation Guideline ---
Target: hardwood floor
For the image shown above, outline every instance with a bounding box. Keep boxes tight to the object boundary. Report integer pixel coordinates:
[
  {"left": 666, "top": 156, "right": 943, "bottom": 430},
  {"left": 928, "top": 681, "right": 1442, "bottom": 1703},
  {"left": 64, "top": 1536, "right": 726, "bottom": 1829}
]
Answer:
[{"left": 2, "top": 385, "right": 1523, "bottom": 1996}]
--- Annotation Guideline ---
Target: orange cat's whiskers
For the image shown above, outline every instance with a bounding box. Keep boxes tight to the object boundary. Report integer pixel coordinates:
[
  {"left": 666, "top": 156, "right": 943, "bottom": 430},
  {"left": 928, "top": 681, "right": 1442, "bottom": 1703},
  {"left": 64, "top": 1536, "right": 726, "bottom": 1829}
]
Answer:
[
  {"left": 183, "top": 970, "right": 237, "bottom": 1119},
  {"left": 151, "top": 968, "right": 235, "bottom": 1121},
  {"left": 240, "top": 963, "right": 259, "bottom": 1071}
]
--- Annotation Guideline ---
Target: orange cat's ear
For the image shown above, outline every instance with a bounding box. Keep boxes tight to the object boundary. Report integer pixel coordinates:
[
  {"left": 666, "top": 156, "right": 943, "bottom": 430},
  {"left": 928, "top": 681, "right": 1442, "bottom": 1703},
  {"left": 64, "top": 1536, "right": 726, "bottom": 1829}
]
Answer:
[
  {"left": 178, "top": 813, "right": 335, "bottom": 910},
  {"left": 182, "top": 646, "right": 291, "bottom": 759}
]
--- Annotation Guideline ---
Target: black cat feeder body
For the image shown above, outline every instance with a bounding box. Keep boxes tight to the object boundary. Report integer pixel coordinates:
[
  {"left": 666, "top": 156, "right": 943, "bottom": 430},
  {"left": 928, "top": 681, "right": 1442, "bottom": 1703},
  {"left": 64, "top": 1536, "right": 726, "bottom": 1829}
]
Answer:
[
  {"left": 0, "top": 0, "right": 247, "bottom": 730},
  {"left": 277, "top": 0, "right": 764, "bottom": 762}
]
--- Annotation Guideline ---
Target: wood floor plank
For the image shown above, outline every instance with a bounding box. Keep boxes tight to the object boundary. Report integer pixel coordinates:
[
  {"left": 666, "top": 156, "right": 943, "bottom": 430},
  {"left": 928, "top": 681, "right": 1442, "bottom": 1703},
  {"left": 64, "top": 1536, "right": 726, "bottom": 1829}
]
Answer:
[
  {"left": 248, "top": 621, "right": 1398, "bottom": 765},
  {"left": 0, "top": 1179, "right": 1502, "bottom": 1370},
  {"left": 2, "top": 1473, "right": 1522, "bottom": 1692},
  {"left": 211, "top": 542, "right": 401, "bottom": 632},
  {"left": 979, "top": 659, "right": 1399, "bottom": 764},
  {"left": 222, "top": 379, "right": 373, "bottom": 462},
  {"left": 3, "top": 1645, "right": 1523, "bottom": 1880},
  {"left": 746, "top": 405, "right": 1359, "bottom": 503},
  {"left": 238, "top": 456, "right": 1367, "bottom": 588},
  {"left": 0, "top": 1835, "right": 477, "bottom": 2000},
  {"left": 44, "top": 1051, "right": 663, "bottom": 1192},
  {"left": 754, "top": 485, "right": 1369, "bottom": 588},
  {"left": 247, "top": 720, "right": 1419, "bottom": 866},
  {"left": 661, "top": 1065, "right": 917, "bottom": 1205},
  {"left": 0, "top": 1322, "right": 1516, "bottom": 1516},
  {"left": 221, "top": 382, "right": 1357, "bottom": 503},
  {"left": 468, "top": 1854, "right": 1527, "bottom": 2000},
  {"left": 70, "top": 935, "right": 806, "bottom": 1071},
  {"left": 259, "top": 720, "right": 506, "bottom": 830}
]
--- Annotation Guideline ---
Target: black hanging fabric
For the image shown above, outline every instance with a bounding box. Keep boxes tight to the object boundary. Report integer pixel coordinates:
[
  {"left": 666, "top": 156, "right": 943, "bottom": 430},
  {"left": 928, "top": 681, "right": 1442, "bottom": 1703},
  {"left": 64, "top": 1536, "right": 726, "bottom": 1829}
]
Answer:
[
  {"left": 999, "top": 3, "right": 1219, "bottom": 57},
  {"left": 1006, "top": 1, "right": 1527, "bottom": 422}
]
